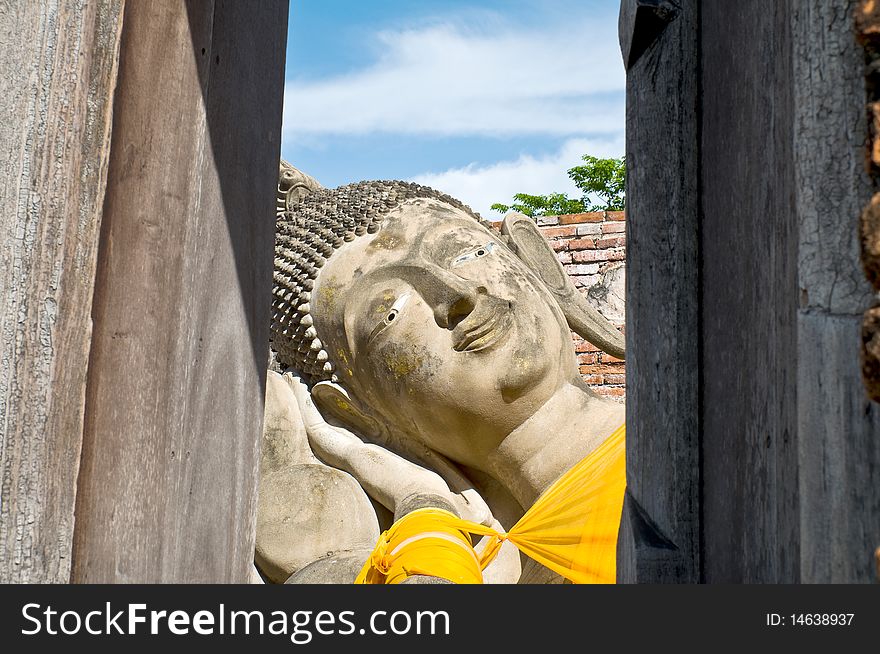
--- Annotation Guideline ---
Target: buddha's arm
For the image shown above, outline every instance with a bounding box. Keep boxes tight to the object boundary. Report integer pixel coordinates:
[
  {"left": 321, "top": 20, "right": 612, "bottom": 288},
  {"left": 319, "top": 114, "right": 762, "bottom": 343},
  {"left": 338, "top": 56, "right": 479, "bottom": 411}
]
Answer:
[
  {"left": 285, "top": 375, "right": 521, "bottom": 583},
  {"left": 258, "top": 371, "right": 381, "bottom": 583},
  {"left": 289, "top": 376, "right": 488, "bottom": 523}
]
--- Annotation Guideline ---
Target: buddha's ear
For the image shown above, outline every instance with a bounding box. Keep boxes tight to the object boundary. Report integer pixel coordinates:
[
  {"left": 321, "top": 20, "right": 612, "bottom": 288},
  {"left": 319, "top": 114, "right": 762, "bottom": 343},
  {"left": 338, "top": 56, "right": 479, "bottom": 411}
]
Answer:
[
  {"left": 309, "top": 380, "right": 383, "bottom": 441},
  {"left": 501, "top": 212, "right": 626, "bottom": 360}
]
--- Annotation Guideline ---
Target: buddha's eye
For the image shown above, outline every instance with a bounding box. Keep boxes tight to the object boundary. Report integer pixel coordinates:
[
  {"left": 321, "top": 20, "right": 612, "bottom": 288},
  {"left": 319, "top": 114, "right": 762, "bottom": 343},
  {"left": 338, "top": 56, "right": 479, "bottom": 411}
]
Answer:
[
  {"left": 367, "top": 293, "right": 410, "bottom": 344},
  {"left": 452, "top": 241, "right": 495, "bottom": 267}
]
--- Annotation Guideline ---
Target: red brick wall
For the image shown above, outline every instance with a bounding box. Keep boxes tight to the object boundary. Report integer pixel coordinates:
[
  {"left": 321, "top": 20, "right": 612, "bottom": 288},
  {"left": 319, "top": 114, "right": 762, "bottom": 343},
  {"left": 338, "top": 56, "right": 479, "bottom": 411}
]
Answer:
[{"left": 492, "top": 211, "right": 626, "bottom": 401}]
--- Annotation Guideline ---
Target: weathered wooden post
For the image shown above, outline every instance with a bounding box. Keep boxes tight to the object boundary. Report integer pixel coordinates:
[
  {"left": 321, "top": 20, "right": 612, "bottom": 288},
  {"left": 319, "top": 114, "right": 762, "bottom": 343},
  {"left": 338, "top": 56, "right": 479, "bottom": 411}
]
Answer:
[
  {"left": 617, "top": 0, "right": 701, "bottom": 584},
  {"left": 621, "top": 0, "right": 880, "bottom": 582},
  {"left": 0, "top": 0, "right": 125, "bottom": 584},
  {"left": 1, "top": 0, "right": 288, "bottom": 583},
  {"left": 699, "top": 0, "right": 801, "bottom": 583},
  {"left": 71, "top": 1, "right": 287, "bottom": 583}
]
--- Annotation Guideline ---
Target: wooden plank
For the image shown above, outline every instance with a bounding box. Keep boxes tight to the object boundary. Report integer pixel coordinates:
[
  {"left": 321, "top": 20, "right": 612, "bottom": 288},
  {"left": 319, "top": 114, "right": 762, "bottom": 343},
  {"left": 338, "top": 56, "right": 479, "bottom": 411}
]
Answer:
[
  {"left": 0, "top": 0, "right": 124, "bottom": 583},
  {"left": 618, "top": 0, "right": 679, "bottom": 71},
  {"left": 798, "top": 314, "right": 880, "bottom": 582},
  {"left": 700, "top": 0, "right": 800, "bottom": 582},
  {"left": 617, "top": 0, "right": 701, "bottom": 583},
  {"left": 71, "top": 0, "right": 287, "bottom": 583},
  {"left": 794, "top": 1, "right": 874, "bottom": 316},
  {"left": 793, "top": 1, "right": 880, "bottom": 583},
  {"left": 625, "top": 0, "right": 878, "bottom": 583}
]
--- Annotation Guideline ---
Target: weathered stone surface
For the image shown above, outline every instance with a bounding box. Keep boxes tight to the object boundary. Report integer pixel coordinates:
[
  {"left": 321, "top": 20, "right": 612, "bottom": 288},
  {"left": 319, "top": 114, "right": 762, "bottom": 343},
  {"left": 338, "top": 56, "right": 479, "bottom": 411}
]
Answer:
[
  {"left": 271, "top": 180, "right": 484, "bottom": 385},
  {"left": 277, "top": 160, "right": 322, "bottom": 215},
  {"left": 255, "top": 465, "right": 379, "bottom": 584},
  {"left": 285, "top": 550, "right": 374, "bottom": 584},
  {"left": 400, "top": 575, "right": 454, "bottom": 584},
  {"left": 501, "top": 211, "right": 625, "bottom": 358},
  {"left": 261, "top": 371, "right": 316, "bottom": 473},
  {"left": 586, "top": 263, "right": 626, "bottom": 326}
]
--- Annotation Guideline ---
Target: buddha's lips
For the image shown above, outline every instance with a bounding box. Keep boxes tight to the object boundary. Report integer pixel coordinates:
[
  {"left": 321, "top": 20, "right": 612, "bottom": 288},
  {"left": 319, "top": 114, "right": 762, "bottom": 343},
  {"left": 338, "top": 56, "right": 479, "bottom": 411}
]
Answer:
[{"left": 451, "top": 298, "right": 513, "bottom": 352}]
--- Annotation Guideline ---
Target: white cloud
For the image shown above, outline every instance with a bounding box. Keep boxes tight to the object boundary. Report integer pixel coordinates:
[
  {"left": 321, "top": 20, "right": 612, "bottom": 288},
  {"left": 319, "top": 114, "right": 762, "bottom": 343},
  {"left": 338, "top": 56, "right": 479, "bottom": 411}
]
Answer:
[
  {"left": 283, "top": 19, "right": 624, "bottom": 139},
  {"left": 410, "top": 136, "right": 624, "bottom": 218}
]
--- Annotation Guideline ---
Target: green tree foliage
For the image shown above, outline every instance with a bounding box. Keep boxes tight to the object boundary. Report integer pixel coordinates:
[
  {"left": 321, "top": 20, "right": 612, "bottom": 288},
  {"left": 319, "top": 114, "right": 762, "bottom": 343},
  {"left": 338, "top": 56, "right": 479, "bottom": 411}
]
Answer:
[{"left": 491, "top": 155, "right": 625, "bottom": 217}]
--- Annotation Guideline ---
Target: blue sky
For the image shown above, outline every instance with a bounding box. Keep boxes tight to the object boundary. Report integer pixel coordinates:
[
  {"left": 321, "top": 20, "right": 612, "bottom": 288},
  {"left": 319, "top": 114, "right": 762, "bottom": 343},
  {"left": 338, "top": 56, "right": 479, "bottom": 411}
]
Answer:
[{"left": 282, "top": 0, "right": 624, "bottom": 218}]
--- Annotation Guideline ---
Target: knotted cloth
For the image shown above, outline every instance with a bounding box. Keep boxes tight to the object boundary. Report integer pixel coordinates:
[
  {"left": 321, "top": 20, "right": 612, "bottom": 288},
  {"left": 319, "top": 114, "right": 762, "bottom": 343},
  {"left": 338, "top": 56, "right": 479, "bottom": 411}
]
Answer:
[{"left": 354, "top": 424, "right": 626, "bottom": 584}]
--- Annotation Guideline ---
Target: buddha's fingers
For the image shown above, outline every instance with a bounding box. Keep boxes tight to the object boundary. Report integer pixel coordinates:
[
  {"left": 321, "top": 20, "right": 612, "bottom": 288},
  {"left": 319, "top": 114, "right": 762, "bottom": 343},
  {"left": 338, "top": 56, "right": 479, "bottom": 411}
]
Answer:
[
  {"left": 282, "top": 372, "right": 475, "bottom": 522},
  {"left": 303, "top": 425, "right": 361, "bottom": 471},
  {"left": 283, "top": 372, "right": 362, "bottom": 467},
  {"left": 284, "top": 373, "right": 326, "bottom": 432},
  {"left": 453, "top": 489, "right": 492, "bottom": 527}
]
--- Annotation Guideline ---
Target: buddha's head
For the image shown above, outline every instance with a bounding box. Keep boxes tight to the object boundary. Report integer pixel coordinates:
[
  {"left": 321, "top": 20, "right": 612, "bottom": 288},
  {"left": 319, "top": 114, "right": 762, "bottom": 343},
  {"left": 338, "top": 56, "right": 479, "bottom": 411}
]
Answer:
[{"left": 271, "top": 176, "right": 620, "bottom": 470}]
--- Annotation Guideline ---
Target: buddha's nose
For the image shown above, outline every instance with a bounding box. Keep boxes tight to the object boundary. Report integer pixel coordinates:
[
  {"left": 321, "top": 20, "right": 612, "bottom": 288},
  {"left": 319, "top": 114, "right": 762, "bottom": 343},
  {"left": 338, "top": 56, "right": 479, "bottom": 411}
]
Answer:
[
  {"left": 394, "top": 260, "right": 491, "bottom": 330},
  {"left": 435, "top": 286, "right": 488, "bottom": 330},
  {"left": 423, "top": 267, "right": 487, "bottom": 330}
]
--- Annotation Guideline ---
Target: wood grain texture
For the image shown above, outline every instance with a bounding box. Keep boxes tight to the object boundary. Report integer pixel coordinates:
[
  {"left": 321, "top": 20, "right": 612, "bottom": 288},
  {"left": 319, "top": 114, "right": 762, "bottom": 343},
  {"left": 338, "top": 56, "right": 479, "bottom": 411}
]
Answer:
[
  {"left": 794, "top": 1, "right": 875, "bottom": 315},
  {"left": 624, "top": 0, "right": 879, "bottom": 582},
  {"left": 798, "top": 314, "right": 880, "bottom": 582},
  {"left": 700, "top": 0, "right": 800, "bottom": 583},
  {"left": 618, "top": 0, "right": 679, "bottom": 70},
  {"left": 793, "top": 1, "right": 880, "bottom": 583},
  {"left": 618, "top": 0, "right": 701, "bottom": 583},
  {"left": 71, "top": 0, "right": 287, "bottom": 583},
  {"left": 0, "top": 0, "right": 124, "bottom": 583}
]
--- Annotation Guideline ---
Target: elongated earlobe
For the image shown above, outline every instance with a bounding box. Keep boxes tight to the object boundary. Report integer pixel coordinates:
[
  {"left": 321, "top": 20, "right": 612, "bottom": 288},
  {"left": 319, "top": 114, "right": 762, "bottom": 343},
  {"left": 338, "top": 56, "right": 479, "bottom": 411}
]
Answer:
[
  {"left": 308, "top": 380, "right": 383, "bottom": 440},
  {"left": 501, "top": 212, "right": 625, "bottom": 360}
]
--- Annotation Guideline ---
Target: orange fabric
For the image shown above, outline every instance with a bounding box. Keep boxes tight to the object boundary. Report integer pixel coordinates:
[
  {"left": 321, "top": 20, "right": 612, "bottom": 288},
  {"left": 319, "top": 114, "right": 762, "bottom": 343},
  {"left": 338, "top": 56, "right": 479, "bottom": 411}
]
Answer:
[{"left": 355, "top": 424, "right": 626, "bottom": 584}]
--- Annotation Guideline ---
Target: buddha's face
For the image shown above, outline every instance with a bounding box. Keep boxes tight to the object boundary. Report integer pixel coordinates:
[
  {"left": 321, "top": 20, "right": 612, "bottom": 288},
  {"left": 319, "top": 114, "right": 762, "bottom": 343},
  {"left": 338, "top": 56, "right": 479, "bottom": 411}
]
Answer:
[{"left": 312, "top": 198, "right": 577, "bottom": 469}]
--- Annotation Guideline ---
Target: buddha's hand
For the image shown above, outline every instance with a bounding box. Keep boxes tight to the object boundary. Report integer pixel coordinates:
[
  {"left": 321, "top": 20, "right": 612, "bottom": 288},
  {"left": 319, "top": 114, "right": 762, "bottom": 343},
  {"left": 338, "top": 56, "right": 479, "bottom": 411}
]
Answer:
[{"left": 285, "top": 374, "right": 492, "bottom": 526}]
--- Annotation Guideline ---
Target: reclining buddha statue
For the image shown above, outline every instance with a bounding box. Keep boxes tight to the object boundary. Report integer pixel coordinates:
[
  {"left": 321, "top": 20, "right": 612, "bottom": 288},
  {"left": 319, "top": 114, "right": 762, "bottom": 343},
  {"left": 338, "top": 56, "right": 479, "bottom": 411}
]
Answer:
[{"left": 255, "top": 162, "right": 626, "bottom": 584}]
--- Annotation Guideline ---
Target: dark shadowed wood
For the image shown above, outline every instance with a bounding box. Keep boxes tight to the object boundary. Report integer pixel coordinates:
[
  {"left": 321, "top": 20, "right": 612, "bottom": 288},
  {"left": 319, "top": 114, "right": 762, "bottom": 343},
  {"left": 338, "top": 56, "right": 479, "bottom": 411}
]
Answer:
[
  {"left": 794, "top": 1, "right": 880, "bottom": 583},
  {"left": 798, "top": 314, "right": 880, "bottom": 582},
  {"left": 0, "top": 0, "right": 124, "bottom": 583},
  {"left": 700, "top": 0, "right": 800, "bottom": 582},
  {"left": 624, "top": 0, "right": 879, "bottom": 582},
  {"left": 71, "top": 1, "right": 287, "bottom": 583},
  {"left": 795, "top": 3, "right": 875, "bottom": 316},
  {"left": 618, "top": 0, "right": 679, "bottom": 70},
  {"left": 618, "top": 0, "right": 700, "bottom": 583}
]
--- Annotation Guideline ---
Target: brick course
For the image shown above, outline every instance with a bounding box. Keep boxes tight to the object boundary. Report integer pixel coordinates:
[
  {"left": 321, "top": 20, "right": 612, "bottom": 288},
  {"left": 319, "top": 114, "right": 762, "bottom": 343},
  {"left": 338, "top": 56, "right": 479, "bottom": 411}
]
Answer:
[
  {"left": 541, "top": 211, "right": 626, "bottom": 401},
  {"left": 541, "top": 226, "right": 578, "bottom": 239}
]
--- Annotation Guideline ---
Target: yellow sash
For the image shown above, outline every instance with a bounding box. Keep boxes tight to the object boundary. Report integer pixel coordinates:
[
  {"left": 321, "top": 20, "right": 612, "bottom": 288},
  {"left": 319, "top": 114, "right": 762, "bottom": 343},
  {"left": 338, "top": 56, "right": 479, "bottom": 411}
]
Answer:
[{"left": 355, "top": 424, "right": 626, "bottom": 584}]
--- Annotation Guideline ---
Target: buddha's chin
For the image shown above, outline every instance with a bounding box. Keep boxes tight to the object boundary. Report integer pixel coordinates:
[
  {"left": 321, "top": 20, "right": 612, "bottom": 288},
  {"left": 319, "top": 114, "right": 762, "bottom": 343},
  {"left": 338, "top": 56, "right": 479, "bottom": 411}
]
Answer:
[
  {"left": 490, "top": 316, "right": 566, "bottom": 405},
  {"left": 495, "top": 349, "right": 558, "bottom": 405}
]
